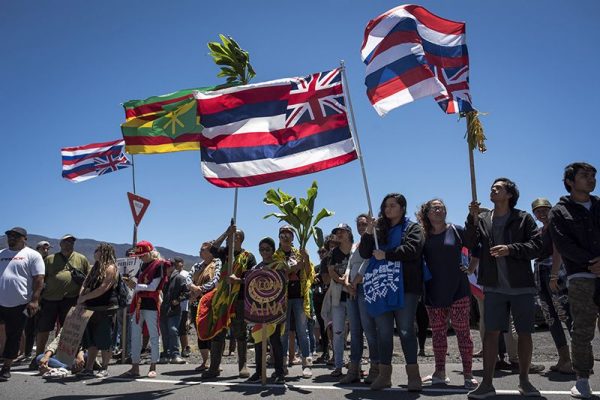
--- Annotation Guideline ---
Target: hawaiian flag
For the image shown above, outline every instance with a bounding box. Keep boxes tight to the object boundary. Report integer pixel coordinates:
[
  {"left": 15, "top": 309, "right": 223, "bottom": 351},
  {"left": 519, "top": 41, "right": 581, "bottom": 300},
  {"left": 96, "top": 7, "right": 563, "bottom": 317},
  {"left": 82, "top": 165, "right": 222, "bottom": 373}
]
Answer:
[
  {"left": 195, "top": 68, "right": 358, "bottom": 188},
  {"left": 61, "top": 139, "right": 131, "bottom": 183},
  {"left": 361, "top": 4, "right": 474, "bottom": 116}
]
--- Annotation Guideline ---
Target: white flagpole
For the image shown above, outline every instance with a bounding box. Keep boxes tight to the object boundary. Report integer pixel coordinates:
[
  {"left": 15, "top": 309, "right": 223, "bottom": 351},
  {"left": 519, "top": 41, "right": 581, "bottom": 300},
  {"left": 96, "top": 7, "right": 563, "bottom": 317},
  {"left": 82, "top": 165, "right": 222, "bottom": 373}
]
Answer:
[{"left": 339, "top": 61, "right": 379, "bottom": 250}]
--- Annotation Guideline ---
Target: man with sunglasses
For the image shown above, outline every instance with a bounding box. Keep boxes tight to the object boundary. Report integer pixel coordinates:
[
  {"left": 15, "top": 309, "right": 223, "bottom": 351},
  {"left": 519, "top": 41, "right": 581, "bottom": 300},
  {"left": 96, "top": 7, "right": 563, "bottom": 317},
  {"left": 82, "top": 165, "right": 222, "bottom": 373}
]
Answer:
[{"left": 0, "top": 227, "right": 45, "bottom": 381}]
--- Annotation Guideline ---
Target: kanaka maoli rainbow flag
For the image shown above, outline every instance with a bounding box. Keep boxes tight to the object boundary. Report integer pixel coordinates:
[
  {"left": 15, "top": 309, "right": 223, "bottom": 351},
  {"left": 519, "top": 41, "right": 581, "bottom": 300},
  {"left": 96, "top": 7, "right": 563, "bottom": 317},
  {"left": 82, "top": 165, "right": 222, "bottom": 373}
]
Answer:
[
  {"left": 195, "top": 68, "right": 358, "bottom": 188},
  {"left": 361, "top": 4, "right": 473, "bottom": 116}
]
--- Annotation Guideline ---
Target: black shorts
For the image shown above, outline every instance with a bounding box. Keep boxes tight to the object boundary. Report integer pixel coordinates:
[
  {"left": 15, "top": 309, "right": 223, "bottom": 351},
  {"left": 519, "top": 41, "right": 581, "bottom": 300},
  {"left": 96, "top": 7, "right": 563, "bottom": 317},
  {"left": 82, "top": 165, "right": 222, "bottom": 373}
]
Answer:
[
  {"left": 484, "top": 292, "right": 536, "bottom": 334},
  {"left": 38, "top": 297, "right": 78, "bottom": 332},
  {"left": 82, "top": 310, "right": 116, "bottom": 351}
]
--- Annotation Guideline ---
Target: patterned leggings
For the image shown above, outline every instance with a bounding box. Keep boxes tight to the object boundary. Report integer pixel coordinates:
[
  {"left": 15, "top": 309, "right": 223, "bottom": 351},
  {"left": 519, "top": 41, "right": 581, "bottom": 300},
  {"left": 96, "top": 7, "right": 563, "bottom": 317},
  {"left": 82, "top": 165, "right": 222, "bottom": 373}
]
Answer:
[{"left": 426, "top": 296, "right": 473, "bottom": 374}]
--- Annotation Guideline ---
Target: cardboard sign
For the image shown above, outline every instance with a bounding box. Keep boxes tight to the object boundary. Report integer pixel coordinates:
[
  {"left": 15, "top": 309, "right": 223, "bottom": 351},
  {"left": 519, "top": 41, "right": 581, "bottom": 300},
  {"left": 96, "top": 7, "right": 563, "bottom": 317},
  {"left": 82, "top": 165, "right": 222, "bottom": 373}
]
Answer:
[
  {"left": 55, "top": 306, "right": 94, "bottom": 366},
  {"left": 127, "top": 192, "right": 150, "bottom": 226},
  {"left": 116, "top": 257, "right": 142, "bottom": 278},
  {"left": 244, "top": 268, "right": 287, "bottom": 324}
]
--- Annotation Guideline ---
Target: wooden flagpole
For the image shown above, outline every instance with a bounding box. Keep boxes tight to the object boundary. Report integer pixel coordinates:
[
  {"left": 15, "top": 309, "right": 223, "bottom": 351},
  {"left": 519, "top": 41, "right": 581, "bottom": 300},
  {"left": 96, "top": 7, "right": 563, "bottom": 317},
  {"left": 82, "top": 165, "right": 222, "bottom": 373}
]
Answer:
[
  {"left": 465, "top": 111, "right": 486, "bottom": 203},
  {"left": 339, "top": 61, "right": 379, "bottom": 249},
  {"left": 228, "top": 188, "right": 239, "bottom": 292}
]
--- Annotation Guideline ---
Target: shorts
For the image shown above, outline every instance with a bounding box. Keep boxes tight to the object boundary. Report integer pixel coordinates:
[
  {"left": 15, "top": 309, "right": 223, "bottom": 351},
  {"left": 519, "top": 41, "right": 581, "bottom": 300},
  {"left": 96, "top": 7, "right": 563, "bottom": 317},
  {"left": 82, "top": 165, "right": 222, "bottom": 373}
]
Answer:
[
  {"left": 82, "top": 310, "right": 116, "bottom": 351},
  {"left": 484, "top": 292, "right": 535, "bottom": 334},
  {"left": 38, "top": 297, "right": 78, "bottom": 332},
  {"left": 178, "top": 311, "right": 189, "bottom": 336}
]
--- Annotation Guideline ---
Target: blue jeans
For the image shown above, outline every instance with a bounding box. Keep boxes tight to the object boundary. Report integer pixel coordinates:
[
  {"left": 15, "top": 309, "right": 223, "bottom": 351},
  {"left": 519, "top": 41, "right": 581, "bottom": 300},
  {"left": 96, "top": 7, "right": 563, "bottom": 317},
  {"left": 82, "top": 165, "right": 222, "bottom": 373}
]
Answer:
[
  {"left": 374, "top": 293, "right": 419, "bottom": 365},
  {"left": 332, "top": 301, "right": 347, "bottom": 369},
  {"left": 357, "top": 285, "right": 379, "bottom": 363},
  {"left": 307, "top": 316, "right": 316, "bottom": 354},
  {"left": 35, "top": 354, "right": 69, "bottom": 369},
  {"left": 281, "top": 298, "right": 310, "bottom": 358},
  {"left": 159, "top": 313, "right": 182, "bottom": 358}
]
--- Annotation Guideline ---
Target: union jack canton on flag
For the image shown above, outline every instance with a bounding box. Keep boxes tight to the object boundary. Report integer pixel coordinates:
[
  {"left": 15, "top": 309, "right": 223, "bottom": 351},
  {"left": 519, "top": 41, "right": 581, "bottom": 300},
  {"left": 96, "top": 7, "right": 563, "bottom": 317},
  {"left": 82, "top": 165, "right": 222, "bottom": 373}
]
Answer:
[{"left": 61, "top": 139, "right": 132, "bottom": 183}]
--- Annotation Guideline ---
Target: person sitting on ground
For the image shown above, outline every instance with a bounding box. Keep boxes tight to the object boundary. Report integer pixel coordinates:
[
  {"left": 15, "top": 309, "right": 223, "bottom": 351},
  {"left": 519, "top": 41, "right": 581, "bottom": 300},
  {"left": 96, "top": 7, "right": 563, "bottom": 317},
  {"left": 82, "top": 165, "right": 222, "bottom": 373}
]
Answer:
[{"left": 36, "top": 328, "right": 85, "bottom": 376}]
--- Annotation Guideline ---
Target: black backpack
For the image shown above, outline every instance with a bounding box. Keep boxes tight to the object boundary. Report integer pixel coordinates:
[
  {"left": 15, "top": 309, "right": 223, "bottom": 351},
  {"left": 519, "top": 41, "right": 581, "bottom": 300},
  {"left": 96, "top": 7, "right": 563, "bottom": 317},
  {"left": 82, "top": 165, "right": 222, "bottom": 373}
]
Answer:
[{"left": 116, "top": 273, "right": 130, "bottom": 309}]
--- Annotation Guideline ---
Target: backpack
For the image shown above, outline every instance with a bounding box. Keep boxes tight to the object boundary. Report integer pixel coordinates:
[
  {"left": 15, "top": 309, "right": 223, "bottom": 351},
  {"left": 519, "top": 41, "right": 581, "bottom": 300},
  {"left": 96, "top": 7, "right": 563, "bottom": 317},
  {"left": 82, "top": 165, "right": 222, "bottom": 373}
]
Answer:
[{"left": 116, "top": 273, "right": 130, "bottom": 309}]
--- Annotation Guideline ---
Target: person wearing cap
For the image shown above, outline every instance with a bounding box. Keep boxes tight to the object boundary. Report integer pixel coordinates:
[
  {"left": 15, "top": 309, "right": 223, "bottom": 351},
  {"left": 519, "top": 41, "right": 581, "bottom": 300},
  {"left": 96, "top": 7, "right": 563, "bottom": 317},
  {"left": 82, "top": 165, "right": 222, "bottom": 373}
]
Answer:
[
  {"left": 548, "top": 162, "right": 599, "bottom": 399},
  {"left": 276, "top": 224, "right": 314, "bottom": 379},
  {"left": 172, "top": 257, "right": 192, "bottom": 358},
  {"left": 416, "top": 199, "right": 478, "bottom": 389},
  {"left": 0, "top": 227, "right": 45, "bottom": 381},
  {"left": 531, "top": 197, "right": 573, "bottom": 375},
  {"left": 324, "top": 223, "right": 354, "bottom": 379},
  {"left": 35, "top": 241, "right": 52, "bottom": 259},
  {"left": 36, "top": 234, "right": 90, "bottom": 360},
  {"left": 199, "top": 224, "right": 256, "bottom": 379},
  {"left": 465, "top": 178, "right": 543, "bottom": 399},
  {"left": 123, "top": 241, "right": 168, "bottom": 379}
]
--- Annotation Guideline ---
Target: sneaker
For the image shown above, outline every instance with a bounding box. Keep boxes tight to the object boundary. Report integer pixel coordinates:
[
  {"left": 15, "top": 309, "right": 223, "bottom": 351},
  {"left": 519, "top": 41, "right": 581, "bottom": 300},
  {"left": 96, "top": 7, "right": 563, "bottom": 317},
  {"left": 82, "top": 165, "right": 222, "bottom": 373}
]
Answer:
[
  {"left": 422, "top": 374, "right": 450, "bottom": 385},
  {"left": 76, "top": 369, "right": 95, "bottom": 378},
  {"left": 182, "top": 346, "right": 191, "bottom": 358},
  {"left": 0, "top": 367, "right": 11, "bottom": 381},
  {"left": 246, "top": 372, "right": 261, "bottom": 383},
  {"left": 468, "top": 382, "right": 496, "bottom": 399},
  {"left": 170, "top": 356, "right": 186, "bottom": 365},
  {"left": 302, "top": 366, "right": 312, "bottom": 379},
  {"left": 571, "top": 378, "right": 592, "bottom": 399},
  {"left": 495, "top": 359, "right": 512, "bottom": 370},
  {"left": 464, "top": 377, "right": 479, "bottom": 390},
  {"left": 316, "top": 353, "right": 330, "bottom": 363},
  {"left": 518, "top": 380, "right": 541, "bottom": 397},
  {"left": 330, "top": 368, "right": 343, "bottom": 377},
  {"left": 95, "top": 369, "right": 109, "bottom": 379},
  {"left": 272, "top": 373, "right": 285, "bottom": 384},
  {"left": 159, "top": 357, "right": 169, "bottom": 364},
  {"left": 28, "top": 357, "right": 39, "bottom": 371}
]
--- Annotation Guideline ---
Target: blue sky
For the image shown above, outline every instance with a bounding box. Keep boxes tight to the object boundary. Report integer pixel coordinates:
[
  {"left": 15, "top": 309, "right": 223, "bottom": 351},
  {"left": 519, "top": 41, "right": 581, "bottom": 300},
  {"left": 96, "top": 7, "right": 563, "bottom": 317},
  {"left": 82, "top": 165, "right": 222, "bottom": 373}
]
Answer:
[{"left": 2, "top": 1, "right": 599, "bottom": 260}]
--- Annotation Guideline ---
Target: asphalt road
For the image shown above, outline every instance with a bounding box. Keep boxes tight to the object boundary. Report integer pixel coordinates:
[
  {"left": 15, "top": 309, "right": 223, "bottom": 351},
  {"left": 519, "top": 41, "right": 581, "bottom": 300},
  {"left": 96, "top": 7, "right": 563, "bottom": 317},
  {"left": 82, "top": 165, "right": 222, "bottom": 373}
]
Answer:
[{"left": 3, "top": 361, "right": 596, "bottom": 400}]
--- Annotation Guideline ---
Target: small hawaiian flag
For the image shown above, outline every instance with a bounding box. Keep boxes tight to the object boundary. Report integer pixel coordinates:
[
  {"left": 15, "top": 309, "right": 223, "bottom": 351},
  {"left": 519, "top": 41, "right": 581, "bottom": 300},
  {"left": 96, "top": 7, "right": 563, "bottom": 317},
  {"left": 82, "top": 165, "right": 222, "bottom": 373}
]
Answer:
[{"left": 61, "top": 139, "right": 131, "bottom": 183}]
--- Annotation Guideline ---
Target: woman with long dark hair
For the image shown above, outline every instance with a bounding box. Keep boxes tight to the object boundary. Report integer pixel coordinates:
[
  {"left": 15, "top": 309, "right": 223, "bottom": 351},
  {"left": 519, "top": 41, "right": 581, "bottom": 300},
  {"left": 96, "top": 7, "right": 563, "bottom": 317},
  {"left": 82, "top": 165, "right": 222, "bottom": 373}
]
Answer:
[
  {"left": 359, "top": 193, "right": 425, "bottom": 391},
  {"left": 416, "top": 199, "right": 477, "bottom": 389},
  {"left": 77, "top": 243, "right": 119, "bottom": 378}
]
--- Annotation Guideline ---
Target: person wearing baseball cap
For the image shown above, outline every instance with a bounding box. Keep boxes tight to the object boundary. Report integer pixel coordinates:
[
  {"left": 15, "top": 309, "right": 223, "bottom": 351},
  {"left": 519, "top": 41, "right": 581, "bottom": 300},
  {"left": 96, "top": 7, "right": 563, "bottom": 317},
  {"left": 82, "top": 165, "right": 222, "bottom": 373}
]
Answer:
[
  {"left": 123, "top": 240, "right": 167, "bottom": 379},
  {"left": 0, "top": 227, "right": 45, "bottom": 381},
  {"left": 37, "top": 233, "right": 90, "bottom": 360},
  {"left": 35, "top": 241, "right": 52, "bottom": 259},
  {"left": 531, "top": 198, "right": 573, "bottom": 375}
]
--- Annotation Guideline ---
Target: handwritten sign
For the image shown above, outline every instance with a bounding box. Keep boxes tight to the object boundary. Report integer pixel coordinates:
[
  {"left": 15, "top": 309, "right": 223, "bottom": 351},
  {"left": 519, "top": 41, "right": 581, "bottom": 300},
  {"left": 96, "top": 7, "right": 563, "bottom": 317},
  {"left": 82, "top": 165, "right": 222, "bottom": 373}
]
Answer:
[
  {"left": 116, "top": 257, "right": 142, "bottom": 277},
  {"left": 55, "top": 306, "right": 94, "bottom": 365},
  {"left": 244, "top": 269, "right": 287, "bottom": 324}
]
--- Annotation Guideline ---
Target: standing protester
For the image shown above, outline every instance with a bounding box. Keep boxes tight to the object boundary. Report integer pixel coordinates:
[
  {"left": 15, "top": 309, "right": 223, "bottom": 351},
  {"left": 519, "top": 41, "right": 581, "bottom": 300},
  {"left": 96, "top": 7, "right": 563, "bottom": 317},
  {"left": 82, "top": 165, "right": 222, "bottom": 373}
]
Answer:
[
  {"left": 36, "top": 241, "right": 52, "bottom": 259},
  {"left": 549, "top": 162, "right": 599, "bottom": 399},
  {"left": 0, "top": 227, "right": 44, "bottom": 381},
  {"left": 416, "top": 199, "right": 477, "bottom": 389},
  {"left": 277, "top": 225, "right": 315, "bottom": 378},
  {"left": 77, "top": 243, "right": 119, "bottom": 378},
  {"left": 36, "top": 234, "right": 90, "bottom": 356},
  {"left": 465, "top": 178, "right": 543, "bottom": 399},
  {"left": 359, "top": 193, "right": 425, "bottom": 391},
  {"left": 159, "top": 259, "right": 189, "bottom": 364},
  {"left": 124, "top": 241, "right": 167, "bottom": 379},
  {"left": 172, "top": 257, "right": 192, "bottom": 358},
  {"left": 326, "top": 223, "right": 353, "bottom": 378},
  {"left": 313, "top": 241, "right": 332, "bottom": 363},
  {"left": 531, "top": 198, "right": 573, "bottom": 374},
  {"left": 342, "top": 213, "right": 379, "bottom": 385},
  {"left": 202, "top": 224, "right": 256, "bottom": 379},
  {"left": 189, "top": 242, "right": 222, "bottom": 372},
  {"left": 247, "top": 237, "right": 286, "bottom": 384}
]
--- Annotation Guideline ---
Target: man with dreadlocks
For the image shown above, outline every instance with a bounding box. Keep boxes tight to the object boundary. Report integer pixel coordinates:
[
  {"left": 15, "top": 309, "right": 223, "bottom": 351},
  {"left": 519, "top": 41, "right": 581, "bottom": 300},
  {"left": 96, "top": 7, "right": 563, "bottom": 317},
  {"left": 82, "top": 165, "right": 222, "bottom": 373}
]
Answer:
[{"left": 76, "top": 243, "right": 119, "bottom": 378}]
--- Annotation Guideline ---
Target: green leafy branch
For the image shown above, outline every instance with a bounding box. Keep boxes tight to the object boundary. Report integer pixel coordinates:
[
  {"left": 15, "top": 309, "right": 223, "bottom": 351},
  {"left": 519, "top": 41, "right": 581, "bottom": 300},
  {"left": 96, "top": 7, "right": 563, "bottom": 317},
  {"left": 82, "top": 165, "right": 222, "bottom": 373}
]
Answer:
[
  {"left": 208, "top": 34, "right": 256, "bottom": 85},
  {"left": 263, "top": 181, "right": 333, "bottom": 250}
]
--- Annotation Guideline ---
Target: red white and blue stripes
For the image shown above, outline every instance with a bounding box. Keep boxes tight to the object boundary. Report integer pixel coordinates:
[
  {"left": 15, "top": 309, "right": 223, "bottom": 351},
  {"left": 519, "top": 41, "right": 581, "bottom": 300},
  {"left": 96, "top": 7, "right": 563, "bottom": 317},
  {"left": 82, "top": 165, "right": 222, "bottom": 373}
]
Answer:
[
  {"left": 195, "top": 69, "right": 357, "bottom": 188},
  {"left": 361, "top": 4, "right": 473, "bottom": 116},
  {"left": 61, "top": 139, "right": 131, "bottom": 183}
]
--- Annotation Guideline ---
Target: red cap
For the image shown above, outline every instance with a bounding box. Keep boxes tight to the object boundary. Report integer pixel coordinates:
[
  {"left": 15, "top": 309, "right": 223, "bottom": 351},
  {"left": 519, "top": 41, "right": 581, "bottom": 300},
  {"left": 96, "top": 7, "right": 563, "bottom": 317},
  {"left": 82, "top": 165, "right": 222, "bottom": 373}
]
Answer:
[{"left": 133, "top": 240, "right": 154, "bottom": 257}]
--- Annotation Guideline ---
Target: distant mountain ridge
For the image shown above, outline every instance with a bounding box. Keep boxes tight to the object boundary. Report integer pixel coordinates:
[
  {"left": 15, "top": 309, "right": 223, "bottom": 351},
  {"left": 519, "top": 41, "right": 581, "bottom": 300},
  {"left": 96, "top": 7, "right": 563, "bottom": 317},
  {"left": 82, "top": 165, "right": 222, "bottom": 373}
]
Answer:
[{"left": 1, "top": 234, "right": 199, "bottom": 268}]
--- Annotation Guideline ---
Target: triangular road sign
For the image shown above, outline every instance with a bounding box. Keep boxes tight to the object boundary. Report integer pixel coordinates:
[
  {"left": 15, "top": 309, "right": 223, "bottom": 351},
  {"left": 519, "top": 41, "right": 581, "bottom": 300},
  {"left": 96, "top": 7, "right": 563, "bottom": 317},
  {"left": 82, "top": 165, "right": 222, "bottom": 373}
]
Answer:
[{"left": 127, "top": 192, "right": 150, "bottom": 226}]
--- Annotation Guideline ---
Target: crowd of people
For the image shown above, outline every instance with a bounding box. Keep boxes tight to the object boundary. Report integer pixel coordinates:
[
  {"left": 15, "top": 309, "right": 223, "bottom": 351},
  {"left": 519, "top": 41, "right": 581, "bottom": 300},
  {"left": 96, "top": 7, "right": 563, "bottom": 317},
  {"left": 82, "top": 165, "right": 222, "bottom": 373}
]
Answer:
[{"left": 0, "top": 161, "right": 598, "bottom": 399}]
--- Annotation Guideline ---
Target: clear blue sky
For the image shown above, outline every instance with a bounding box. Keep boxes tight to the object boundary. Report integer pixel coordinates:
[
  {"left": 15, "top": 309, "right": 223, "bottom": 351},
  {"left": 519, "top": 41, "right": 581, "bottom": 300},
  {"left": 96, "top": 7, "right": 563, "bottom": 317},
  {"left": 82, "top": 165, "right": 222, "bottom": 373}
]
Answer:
[{"left": 2, "top": 1, "right": 599, "bottom": 260}]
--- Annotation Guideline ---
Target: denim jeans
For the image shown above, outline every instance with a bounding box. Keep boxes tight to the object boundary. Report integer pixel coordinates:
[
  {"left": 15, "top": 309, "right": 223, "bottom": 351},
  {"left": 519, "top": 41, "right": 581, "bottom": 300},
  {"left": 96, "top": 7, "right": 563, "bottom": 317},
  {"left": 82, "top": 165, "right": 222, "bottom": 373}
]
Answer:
[
  {"left": 35, "top": 354, "right": 69, "bottom": 369},
  {"left": 159, "top": 313, "right": 182, "bottom": 358},
  {"left": 345, "top": 295, "right": 363, "bottom": 364},
  {"left": 332, "top": 301, "right": 347, "bottom": 369},
  {"left": 307, "top": 317, "right": 316, "bottom": 354},
  {"left": 281, "top": 298, "right": 310, "bottom": 358},
  {"left": 357, "top": 285, "right": 379, "bottom": 363},
  {"left": 374, "top": 293, "right": 419, "bottom": 365},
  {"left": 131, "top": 309, "right": 160, "bottom": 364}
]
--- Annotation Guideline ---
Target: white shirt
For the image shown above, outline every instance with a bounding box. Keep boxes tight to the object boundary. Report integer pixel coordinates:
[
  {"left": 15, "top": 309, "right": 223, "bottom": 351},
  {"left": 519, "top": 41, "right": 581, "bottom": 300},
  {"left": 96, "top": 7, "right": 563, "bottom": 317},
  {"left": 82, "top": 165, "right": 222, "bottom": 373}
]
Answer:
[{"left": 0, "top": 247, "right": 45, "bottom": 307}]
